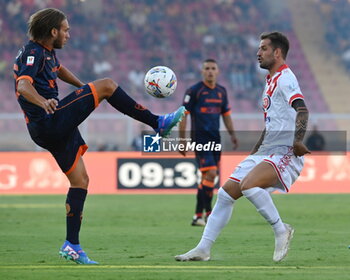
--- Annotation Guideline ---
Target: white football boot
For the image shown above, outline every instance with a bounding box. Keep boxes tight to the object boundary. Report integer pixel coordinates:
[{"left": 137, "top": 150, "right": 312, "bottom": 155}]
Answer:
[
  {"left": 175, "top": 247, "right": 210, "bottom": 261},
  {"left": 273, "top": 223, "right": 294, "bottom": 262}
]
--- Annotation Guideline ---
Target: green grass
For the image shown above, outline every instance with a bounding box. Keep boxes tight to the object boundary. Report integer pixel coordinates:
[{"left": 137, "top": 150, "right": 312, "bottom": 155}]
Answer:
[{"left": 0, "top": 194, "right": 349, "bottom": 280}]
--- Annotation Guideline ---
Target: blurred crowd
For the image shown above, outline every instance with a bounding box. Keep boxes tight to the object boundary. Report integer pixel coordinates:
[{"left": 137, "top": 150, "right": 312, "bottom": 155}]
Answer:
[
  {"left": 0, "top": 0, "right": 293, "bottom": 114},
  {"left": 320, "top": 0, "right": 350, "bottom": 71}
]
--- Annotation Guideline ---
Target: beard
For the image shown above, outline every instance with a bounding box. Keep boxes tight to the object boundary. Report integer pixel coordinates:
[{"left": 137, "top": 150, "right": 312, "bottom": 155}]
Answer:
[
  {"left": 259, "top": 58, "right": 274, "bottom": 70},
  {"left": 53, "top": 37, "right": 63, "bottom": 49},
  {"left": 259, "top": 62, "right": 270, "bottom": 69}
]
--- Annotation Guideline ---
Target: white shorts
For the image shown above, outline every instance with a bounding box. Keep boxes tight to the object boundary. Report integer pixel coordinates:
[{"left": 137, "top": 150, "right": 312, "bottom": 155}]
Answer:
[{"left": 229, "top": 146, "right": 304, "bottom": 193}]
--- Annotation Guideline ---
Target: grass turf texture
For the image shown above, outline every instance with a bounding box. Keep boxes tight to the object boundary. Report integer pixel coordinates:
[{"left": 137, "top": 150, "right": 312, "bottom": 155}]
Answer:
[{"left": 0, "top": 194, "right": 349, "bottom": 280}]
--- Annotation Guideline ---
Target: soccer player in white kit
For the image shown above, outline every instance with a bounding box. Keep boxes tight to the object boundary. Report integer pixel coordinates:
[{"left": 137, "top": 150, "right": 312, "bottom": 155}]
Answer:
[{"left": 175, "top": 31, "right": 310, "bottom": 262}]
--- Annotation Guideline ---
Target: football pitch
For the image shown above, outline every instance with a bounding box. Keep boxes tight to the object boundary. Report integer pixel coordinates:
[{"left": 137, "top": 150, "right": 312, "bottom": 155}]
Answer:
[{"left": 0, "top": 194, "right": 349, "bottom": 280}]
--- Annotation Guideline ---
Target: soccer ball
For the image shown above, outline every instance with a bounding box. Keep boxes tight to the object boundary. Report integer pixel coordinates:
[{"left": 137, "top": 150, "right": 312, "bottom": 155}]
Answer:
[{"left": 144, "top": 66, "right": 177, "bottom": 98}]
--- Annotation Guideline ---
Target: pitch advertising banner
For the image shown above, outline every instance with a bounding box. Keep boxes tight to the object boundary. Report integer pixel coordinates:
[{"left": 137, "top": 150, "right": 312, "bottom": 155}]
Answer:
[{"left": 0, "top": 152, "right": 349, "bottom": 194}]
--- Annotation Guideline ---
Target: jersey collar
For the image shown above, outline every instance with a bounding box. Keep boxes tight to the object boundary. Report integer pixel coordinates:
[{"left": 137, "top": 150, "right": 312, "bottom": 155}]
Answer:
[
  {"left": 31, "top": 40, "right": 54, "bottom": 52},
  {"left": 203, "top": 80, "right": 216, "bottom": 89},
  {"left": 266, "top": 64, "right": 289, "bottom": 82}
]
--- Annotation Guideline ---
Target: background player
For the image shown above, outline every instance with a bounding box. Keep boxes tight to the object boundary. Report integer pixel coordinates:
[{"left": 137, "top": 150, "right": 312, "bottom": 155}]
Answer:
[
  {"left": 175, "top": 31, "right": 310, "bottom": 262},
  {"left": 178, "top": 59, "right": 238, "bottom": 226},
  {"left": 14, "top": 8, "right": 185, "bottom": 265}
]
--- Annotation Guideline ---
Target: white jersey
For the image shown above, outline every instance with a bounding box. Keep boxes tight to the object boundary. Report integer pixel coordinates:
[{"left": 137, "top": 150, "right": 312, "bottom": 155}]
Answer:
[{"left": 260, "top": 64, "right": 304, "bottom": 148}]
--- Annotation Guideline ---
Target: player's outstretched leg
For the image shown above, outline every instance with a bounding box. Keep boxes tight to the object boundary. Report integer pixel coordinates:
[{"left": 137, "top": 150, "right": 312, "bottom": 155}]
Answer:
[
  {"left": 59, "top": 240, "right": 98, "bottom": 265},
  {"left": 97, "top": 81, "right": 185, "bottom": 137}
]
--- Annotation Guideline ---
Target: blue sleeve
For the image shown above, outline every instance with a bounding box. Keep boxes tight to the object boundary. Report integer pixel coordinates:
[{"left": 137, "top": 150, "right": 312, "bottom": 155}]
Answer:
[
  {"left": 16, "top": 47, "right": 43, "bottom": 81},
  {"left": 221, "top": 88, "right": 231, "bottom": 114}
]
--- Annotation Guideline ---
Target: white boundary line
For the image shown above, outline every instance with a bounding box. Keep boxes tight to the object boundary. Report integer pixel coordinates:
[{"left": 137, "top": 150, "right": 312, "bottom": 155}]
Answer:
[{"left": 0, "top": 265, "right": 348, "bottom": 270}]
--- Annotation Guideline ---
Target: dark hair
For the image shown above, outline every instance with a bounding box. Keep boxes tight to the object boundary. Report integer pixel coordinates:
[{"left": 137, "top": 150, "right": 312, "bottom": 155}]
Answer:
[
  {"left": 203, "top": 58, "right": 217, "bottom": 64},
  {"left": 28, "top": 8, "right": 66, "bottom": 41},
  {"left": 260, "top": 31, "right": 289, "bottom": 59}
]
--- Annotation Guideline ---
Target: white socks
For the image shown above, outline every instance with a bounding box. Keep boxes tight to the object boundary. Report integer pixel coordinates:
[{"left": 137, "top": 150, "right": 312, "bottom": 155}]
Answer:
[
  {"left": 195, "top": 186, "right": 286, "bottom": 255},
  {"left": 242, "top": 187, "right": 286, "bottom": 236},
  {"left": 196, "top": 188, "right": 235, "bottom": 253}
]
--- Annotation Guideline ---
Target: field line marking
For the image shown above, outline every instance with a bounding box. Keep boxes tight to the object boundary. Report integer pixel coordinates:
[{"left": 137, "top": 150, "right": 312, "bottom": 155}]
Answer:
[{"left": 0, "top": 265, "right": 349, "bottom": 270}]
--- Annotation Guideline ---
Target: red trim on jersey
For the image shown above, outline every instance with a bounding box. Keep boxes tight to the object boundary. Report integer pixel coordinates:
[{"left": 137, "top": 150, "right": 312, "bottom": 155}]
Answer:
[
  {"left": 277, "top": 64, "right": 289, "bottom": 72},
  {"left": 266, "top": 64, "right": 289, "bottom": 82},
  {"left": 266, "top": 72, "right": 282, "bottom": 97},
  {"left": 263, "top": 159, "right": 289, "bottom": 192},
  {"left": 266, "top": 65, "right": 289, "bottom": 96},
  {"left": 184, "top": 110, "right": 190, "bottom": 115},
  {"left": 229, "top": 176, "right": 241, "bottom": 183},
  {"left": 289, "top": 93, "right": 304, "bottom": 105}
]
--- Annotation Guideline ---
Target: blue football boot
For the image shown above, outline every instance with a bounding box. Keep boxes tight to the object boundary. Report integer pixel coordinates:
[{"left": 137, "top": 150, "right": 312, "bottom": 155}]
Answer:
[
  {"left": 155, "top": 106, "right": 186, "bottom": 137},
  {"left": 59, "top": 240, "right": 98, "bottom": 265}
]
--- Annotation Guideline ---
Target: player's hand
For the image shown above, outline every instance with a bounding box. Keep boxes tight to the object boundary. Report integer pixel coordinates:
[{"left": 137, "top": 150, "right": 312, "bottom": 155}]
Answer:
[
  {"left": 43, "top": 98, "right": 58, "bottom": 114},
  {"left": 293, "top": 141, "right": 310, "bottom": 157},
  {"left": 178, "top": 140, "right": 187, "bottom": 156},
  {"left": 231, "top": 135, "right": 238, "bottom": 150}
]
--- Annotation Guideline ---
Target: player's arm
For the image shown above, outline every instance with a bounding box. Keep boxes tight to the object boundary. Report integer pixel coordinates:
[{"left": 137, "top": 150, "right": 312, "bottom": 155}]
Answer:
[
  {"left": 222, "top": 114, "right": 238, "bottom": 150},
  {"left": 57, "top": 65, "right": 84, "bottom": 88},
  {"left": 179, "top": 88, "right": 195, "bottom": 156},
  {"left": 250, "top": 128, "right": 266, "bottom": 155},
  {"left": 292, "top": 99, "right": 310, "bottom": 156},
  {"left": 17, "top": 79, "right": 57, "bottom": 114},
  {"left": 178, "top": 113, "right": 188, "bottom": 156}
]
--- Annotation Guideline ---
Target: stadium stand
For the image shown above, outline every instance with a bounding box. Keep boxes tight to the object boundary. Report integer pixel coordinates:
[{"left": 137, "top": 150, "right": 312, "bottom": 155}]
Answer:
[
  {"left": 320, "top": 0, "right": 350, "bottom": 72},
  {"left": 0, "top": 0, "right": 340, "bottom": 150}
]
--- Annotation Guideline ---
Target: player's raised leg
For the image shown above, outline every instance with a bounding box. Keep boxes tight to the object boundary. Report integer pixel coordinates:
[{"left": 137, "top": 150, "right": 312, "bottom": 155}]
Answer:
[
  {"left": 240, "top": 162, "right": 294, "bottom": 262},
  {"left": 175, "top": 180, "right": 242, "bottom": 261},
  {"left": 59, "top": 157, "right": 97, "bottom": 264},
  {"left": 91, "top": 78, "right": 185, "bottom": 137}
]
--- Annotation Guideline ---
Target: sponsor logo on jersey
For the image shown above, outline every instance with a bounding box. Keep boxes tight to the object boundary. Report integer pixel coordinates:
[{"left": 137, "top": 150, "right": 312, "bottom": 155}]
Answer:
[
  {"left": 26, "top": 56, "right": 35, "bottom": 66},
  {"left": 263, "top": 95, "right": 271, "bottom": 111}
]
